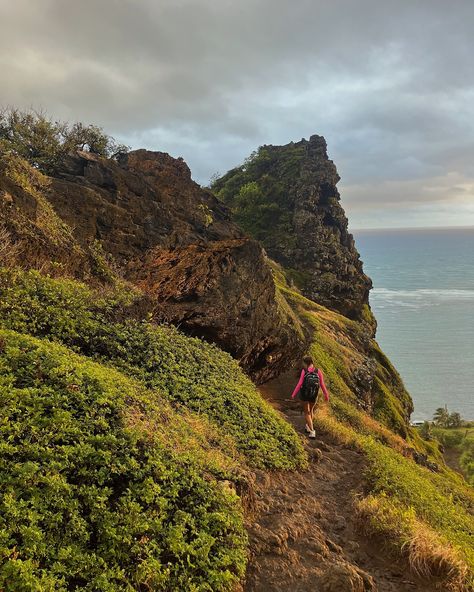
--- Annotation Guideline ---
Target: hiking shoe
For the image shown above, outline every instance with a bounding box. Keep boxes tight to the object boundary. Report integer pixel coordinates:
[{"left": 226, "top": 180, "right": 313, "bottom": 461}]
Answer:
[{"left": 308, "top": 430, "right": 316, "bottom": 439}]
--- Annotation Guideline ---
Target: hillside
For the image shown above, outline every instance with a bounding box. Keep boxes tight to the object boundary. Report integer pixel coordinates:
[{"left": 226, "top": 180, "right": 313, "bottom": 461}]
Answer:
[
  {"left": 0, "top": 269, "right": 306, "bottom": 591},
  {"left": 250, "top": 267, "right": 474, "bottom": 592},
  {"left": 0, "top": 114, "right": 473, "bottom": 591},
  {"left": 0, "top": 145, "right": 304, "bottom": 383}
]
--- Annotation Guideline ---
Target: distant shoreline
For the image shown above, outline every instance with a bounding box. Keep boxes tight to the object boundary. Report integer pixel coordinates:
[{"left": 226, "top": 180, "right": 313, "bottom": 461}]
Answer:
[{"left": 352, "top": 225, "right": 474, "bottom": 233}]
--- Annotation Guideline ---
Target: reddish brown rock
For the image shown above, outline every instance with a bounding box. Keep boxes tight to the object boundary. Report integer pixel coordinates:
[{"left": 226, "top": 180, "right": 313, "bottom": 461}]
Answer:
[
  {"left": 0, "top": 149, "right": 305, "bottom": 381},
  {"left": 128, "top": 238, "right": 302, "bottom": 381}
]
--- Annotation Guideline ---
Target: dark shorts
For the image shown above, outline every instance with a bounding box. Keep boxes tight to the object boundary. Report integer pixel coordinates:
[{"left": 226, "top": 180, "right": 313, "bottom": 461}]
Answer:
[{"left": 299, "top": 392, "right": 318, "bottom": 404}]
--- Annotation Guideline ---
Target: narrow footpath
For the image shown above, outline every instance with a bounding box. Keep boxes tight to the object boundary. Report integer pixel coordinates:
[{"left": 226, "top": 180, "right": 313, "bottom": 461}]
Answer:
[{"left": 244, "top": 371, "right": 443, "bottom": 592}]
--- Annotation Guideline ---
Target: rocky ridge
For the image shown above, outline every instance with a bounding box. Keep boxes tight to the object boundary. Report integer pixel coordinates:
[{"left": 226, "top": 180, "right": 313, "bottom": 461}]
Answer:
[
  {"left": 213, "top": 134, "right": 373, "bottom": 322},
  {"left": 1, "top": 134, "right": 471, "bottom": 592},
  {"left": 0, "top": 148, "right": 305, "bottom": 382}
]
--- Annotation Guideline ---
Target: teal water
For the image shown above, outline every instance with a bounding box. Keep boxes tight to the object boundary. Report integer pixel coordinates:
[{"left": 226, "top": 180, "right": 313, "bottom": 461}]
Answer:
[{"left": 355, "top": 227, "right": 474, "bottom": 421}]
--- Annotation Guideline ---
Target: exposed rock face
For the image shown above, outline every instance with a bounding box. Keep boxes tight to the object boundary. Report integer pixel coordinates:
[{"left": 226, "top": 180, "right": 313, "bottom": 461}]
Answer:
[
  {"left": 127, "top": 238, "right": 302, "bottom": 382},
  {"left": 291, "top": 136, "right": 372, "bottom": 319},
  {"left": 213, "top": 135, "right": 372, "bottom": 321},
  {"left": 49, "top": 149, "right": 242, "bottom": 258},
  {"left": 0, "top": 154, "right": 95, "bottom": 278},
  {"left": 0, "top": 149, "right": 305, "bottom": 381}
]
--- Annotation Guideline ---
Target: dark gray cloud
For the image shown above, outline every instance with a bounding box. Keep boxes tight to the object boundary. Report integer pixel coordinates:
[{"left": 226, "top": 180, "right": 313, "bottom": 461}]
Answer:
[{"left": 1, "top": 0, "right": 473, "bottom": 227}]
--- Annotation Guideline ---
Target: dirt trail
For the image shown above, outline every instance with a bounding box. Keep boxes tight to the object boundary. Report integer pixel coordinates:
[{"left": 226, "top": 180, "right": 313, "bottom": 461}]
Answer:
[{"left": 244, "top": 371, "right": 443, "bottom": 592}]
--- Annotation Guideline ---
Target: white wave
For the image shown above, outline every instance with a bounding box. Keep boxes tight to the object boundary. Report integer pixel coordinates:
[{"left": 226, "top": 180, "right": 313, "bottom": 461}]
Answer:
[{"left": 370, "top": 287, "right": 474, "bottom": 309}]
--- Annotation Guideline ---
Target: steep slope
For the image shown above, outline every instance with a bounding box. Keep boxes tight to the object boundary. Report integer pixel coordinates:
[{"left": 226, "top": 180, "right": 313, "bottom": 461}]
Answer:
[
  {"left": 0, "top": 269, "right": 307, "bottom": 591},
  {"left": 212, "top": 135, "right": 372, "bottom": 321},
  {"left": 247, "top": 275, "right": 474, "bottom": 592},
  {"left": 212, "top": 136, "right": 474, "bottom": 591}
]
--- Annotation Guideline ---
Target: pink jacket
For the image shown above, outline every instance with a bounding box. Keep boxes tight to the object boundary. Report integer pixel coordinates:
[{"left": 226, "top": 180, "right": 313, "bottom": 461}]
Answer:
[{"left": 291, "top": 366, "right": 329, "bottom": 400}]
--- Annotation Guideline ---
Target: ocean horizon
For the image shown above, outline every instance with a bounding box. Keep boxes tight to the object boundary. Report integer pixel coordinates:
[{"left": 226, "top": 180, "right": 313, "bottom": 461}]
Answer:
[{"left": 355, "top": 226, "right": 474, "bottom": 422}]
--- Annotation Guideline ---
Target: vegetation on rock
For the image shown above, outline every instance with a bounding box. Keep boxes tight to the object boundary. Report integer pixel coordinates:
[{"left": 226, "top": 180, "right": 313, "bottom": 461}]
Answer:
[
  {"left": 0, "top": 108, "right": 128, "bottom": 174},
  {"left": 0, "top": 268, "right": 306, "bottom": 471},
  {"left": 211, "top": 145, "right": 304, "bottom": 254},
  {"left": 211, "top": 136, "right": 372, "bottom": 319},
  {"left": 273, "top": 275, "right": 474, "bottom": 591}
]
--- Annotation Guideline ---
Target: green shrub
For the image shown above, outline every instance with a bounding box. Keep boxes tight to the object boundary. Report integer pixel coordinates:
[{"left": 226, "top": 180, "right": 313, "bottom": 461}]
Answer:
[
  {"left": 432, "top": 428, "right": 474, "bottom": 486},
  {"left": 0, "top": 268, "right": 306, "bottom": 470},
  {"left": 0, "top": 108, "right": 128, "bottom": 174},
  {"left": 211, "top": 143, "right": 305, "bottom": 255},
  {"left": 0, "top": 329, "right": 246, "bottom": 591}
]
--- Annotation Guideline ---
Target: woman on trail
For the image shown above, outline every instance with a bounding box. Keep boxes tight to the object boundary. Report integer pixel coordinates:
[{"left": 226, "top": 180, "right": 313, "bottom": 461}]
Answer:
[{"left": 291, "top": 355, "right": 329, "bottom": 439}]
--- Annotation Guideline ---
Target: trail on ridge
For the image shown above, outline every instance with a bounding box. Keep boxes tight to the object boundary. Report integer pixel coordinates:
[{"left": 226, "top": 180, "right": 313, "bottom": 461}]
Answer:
[{"left": 244, "top": 371, "right": 443, "bottom": 592}]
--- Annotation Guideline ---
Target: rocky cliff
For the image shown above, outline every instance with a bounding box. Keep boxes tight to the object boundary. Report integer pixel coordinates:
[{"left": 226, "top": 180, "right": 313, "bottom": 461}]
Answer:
[
  {"left": 212, "top": 135, "right": 372, "bottom": 322},
  {"left": 0, "top": 149, "right": 305, "bottom": 382}
]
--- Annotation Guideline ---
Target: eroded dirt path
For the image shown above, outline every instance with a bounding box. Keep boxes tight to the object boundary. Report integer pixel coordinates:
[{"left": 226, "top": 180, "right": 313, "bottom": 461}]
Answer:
[{"left": 244, "top": 371, "right": 442, "bottom": 592}]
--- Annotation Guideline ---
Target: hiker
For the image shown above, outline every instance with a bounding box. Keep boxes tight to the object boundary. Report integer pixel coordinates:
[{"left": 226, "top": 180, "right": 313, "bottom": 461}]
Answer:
[{"left": 291, "top": 355, "right": 329, "bottom": 439}]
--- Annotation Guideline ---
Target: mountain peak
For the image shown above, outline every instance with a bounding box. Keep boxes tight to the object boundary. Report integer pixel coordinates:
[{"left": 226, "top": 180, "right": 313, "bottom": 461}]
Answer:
[{"left": 212, "top": 135, "right": 371, "bottom": 321}]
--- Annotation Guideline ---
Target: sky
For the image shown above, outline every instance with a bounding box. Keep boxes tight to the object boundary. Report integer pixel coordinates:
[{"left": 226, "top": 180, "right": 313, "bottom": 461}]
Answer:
[{"left": 1, "top": 0, "right": 474, "bottom": 229}]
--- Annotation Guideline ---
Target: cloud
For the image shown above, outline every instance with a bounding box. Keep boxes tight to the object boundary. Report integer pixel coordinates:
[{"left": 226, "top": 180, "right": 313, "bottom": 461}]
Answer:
[{"left": 1, "top": 0, "right": 473, "bottom": 226}]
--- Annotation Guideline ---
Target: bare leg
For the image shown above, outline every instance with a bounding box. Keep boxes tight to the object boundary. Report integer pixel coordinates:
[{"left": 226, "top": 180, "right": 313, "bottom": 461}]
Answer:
[
  {"left": 303, "top": 402, "right": 314, "bottom": 432},
  {"left": 310, "top": 401, "right": 316, "bottom": 422}
]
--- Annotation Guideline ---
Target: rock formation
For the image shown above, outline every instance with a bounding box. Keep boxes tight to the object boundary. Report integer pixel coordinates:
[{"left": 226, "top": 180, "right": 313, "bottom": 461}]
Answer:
[
  {"left": 0, "top": 149, "right": 305, "bottom": 381},
  {"left": 212, "top": 135, "right": 372, "bottom": 321}
]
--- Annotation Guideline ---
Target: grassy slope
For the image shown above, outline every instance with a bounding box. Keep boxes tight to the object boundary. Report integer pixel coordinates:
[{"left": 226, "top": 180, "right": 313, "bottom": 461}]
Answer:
[
  {"left": 0, "top": 330, "right": 246, "bottom": 591},
  {"left": 274, "top": 267, "right": 474, "bottom": 591},
  {"left": 0, "top": 268, "right": 306, "bottom": 471},
  {"left": 0, "top": 268, "right": 306, "bottom": 591},
  {"left": 432, "top": 427, "right": 474, "bottom": 486}
]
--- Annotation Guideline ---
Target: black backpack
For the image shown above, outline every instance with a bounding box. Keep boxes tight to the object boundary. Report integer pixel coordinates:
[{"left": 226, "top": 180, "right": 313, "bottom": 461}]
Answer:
[{"left": 300, "top": 369, "right": 320, "bottom": 401}]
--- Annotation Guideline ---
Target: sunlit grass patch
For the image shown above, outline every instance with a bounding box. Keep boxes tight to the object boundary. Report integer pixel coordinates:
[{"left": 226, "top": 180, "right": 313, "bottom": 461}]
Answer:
[{"left": 315, "top": 406, "right": 474, "bottom": 591}]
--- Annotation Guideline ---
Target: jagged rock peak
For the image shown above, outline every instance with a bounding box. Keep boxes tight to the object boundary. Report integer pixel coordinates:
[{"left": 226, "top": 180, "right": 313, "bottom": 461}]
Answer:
[{"left": 212, "top": 134, "right": 373, "bottom": 322}]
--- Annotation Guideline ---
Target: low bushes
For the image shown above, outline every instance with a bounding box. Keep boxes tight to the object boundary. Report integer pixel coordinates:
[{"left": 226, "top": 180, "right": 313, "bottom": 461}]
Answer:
[
  {"left": 0, "top": 268, "right": 306, "bottom": 471},
  {"left": 0, "top": 329, "right": 247, "bottom": 591}
]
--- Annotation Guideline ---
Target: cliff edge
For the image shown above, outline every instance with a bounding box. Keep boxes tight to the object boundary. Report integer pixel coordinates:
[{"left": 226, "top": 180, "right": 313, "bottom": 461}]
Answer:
[
  {"left": 212, "top": 135, "right": 373, "bottom": 322},
  {"left": 0, "top": 149, "right": 305, "bottom": 382}
]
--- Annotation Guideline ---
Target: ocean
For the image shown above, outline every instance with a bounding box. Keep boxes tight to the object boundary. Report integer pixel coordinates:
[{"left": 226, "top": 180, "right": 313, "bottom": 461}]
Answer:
[{"left": 354, "top": 227, "right": 474, "bottom": 422}]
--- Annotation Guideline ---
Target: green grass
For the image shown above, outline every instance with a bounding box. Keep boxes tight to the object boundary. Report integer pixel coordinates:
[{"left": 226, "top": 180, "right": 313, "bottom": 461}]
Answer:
[
  {"left": 274, "top": 274, "right": 474, "bottom": 590},
  {"left": 0, "top": 329, "right": 247, "bottom": 591},
  {"left": 315, "top": 410, "right": 474, "bottom": 590},
  {"left": 0, "top": 268, "right": 306, "bottom": 471},
  {"left": 432, "top": 427, "right": 474, "bottom": 486}
]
